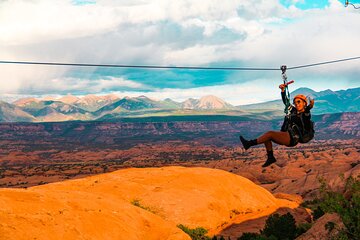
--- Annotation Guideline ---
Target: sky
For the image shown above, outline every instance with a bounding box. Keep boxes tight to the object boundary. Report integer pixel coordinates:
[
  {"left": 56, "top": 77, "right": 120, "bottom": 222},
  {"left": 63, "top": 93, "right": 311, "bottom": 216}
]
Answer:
[{"left": 0, "top": 0, "right": 359, "bottom": 105}]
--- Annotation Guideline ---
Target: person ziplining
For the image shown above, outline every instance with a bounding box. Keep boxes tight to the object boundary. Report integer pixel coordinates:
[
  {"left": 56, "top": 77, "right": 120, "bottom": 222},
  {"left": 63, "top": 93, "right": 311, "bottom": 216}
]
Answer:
[{"left": 239, "top": 66, "right": 315, "bottom": 167}]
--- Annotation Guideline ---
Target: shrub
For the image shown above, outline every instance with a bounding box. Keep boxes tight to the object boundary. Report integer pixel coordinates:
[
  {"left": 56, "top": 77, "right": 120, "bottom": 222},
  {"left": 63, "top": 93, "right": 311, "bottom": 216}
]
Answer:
[
  {"left": 296, "top": 176, "right": 360, "bottom": 239},
  {"left": 237, "top": 232, "right": 269, "bottom": 240},
  {"left": 238, "top": 177, "right": 359, "bottom": 240},
  {"left": 239, "top": 212, "right": 308, "bottom": 240},
  {"left": 300, "top": 198, "right": 324, "bottom": 220},
  {"left": 130, "top": 199, "right": 157, "bottom": 214},
  {"left": 296, "top": 222, "right": 312, "bottom": 236},
  {"left": 261, "top": 213, "right": 297, "bottom": 240},
  {"left": 313, "top": 206, "right": 325, "bottom": 220},
  {"left": 177, "top": 224, "right": 211, "bottom": 240},
  {"left": 325, "top": 221, "right": 336, "bottom": 232},
  {"left": 319, "top": 176, "right": 360, "bottom": 239}
]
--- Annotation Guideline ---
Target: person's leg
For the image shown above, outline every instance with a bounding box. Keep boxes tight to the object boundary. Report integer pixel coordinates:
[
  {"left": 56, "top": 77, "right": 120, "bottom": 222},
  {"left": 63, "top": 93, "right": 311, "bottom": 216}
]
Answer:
[
  {"left": 240, "top": 131, "right": 291, "bottom": 150},
  {"left": 264, "top": 140, "right": 272, "bottom": 152},
  {"left": 261, "top": 140, "right": 276, "bottom": 167},
  {"left": 240, "top": 131, "right": 291, "bottom": 167},
  {"left": 257, "top": 131, "right": 291, "bottom": 146}
]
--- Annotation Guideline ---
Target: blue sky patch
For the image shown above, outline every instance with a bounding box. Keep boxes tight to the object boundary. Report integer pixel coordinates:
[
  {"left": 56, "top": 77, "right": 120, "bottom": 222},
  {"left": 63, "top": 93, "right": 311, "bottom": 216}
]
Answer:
[
  {"left": 75, "top": 67, "right": 232, "bottom": 90},
  {"left": 280, "top": 0, "right": 330, "bottom": 10},
  {"left": 72, "top": 0, "right": 96, "bottom": 6}
]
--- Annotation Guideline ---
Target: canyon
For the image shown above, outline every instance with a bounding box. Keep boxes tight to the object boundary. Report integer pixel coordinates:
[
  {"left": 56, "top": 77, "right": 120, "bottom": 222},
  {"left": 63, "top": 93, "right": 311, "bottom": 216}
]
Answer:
[{"left": 0, "top": 112, "right": 359, "bottom": 239}]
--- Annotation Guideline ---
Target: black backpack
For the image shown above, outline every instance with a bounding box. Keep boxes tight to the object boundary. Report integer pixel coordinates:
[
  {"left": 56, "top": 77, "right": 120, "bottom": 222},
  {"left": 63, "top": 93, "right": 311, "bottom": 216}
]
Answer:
[
  {"left": 282, "top": 114, "right": 315, "bottom": 144},
  {"left": 299, "top": 120, "right": 315, "bottom": 143}
]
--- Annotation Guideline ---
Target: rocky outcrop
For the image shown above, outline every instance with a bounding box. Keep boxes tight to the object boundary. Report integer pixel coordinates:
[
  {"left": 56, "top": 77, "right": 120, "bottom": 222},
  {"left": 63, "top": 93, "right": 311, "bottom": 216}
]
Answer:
[
  {"left": 0, "top": 167, "right": 299, "bottom": 240},
  {"left": 296, "top": 213, "right": 345, "bottom": 240},
  {"left": 314, "top": 112, "right": 360, "bottom": 137}
]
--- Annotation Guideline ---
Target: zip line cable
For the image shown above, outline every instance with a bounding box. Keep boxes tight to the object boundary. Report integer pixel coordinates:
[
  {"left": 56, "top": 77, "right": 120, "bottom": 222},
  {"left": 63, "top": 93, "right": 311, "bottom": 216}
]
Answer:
[
  {"left": 287, "top": 56, "right": 360, "bottom": 70},
  {"left": 345, "top": 0, "right": 360, "bottom": 9},
  {"left": 0, "top": 60, "right": 278, "bottom": 71},
  {"left": 0, "top": 56, "right": 359, "bottom": 71},
  {"left": 348, "top": 3, "right": 360, "bottom": 9}
]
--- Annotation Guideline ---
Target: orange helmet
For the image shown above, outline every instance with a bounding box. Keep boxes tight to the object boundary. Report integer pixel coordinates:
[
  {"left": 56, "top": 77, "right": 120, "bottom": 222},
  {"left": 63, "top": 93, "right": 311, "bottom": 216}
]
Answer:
[{"left": 293, "top": 94, "right": 307, "bottom": 105}]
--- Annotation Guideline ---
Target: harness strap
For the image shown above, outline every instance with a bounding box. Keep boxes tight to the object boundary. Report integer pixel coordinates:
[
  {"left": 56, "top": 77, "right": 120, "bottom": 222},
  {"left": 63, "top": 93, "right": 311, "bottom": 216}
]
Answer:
[{"left": 281, "top": 65, "right": 291, "bottom": 115}]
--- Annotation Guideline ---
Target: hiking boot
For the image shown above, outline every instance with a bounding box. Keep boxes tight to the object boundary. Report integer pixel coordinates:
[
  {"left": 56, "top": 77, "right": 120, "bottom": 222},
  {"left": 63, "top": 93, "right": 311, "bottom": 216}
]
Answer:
[
  {"left": 262, "top": 151, "right": 276, "bottom": 167},
  {"left": 239, "top": 136, "right": 257, "bottom": 150}
]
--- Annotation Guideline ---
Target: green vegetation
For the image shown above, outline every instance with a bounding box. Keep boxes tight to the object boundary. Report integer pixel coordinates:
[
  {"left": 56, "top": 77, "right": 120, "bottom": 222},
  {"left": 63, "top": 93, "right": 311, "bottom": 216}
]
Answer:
[
  {"left": 301, "top": 198, "right": 325, "bottom": 220},
  {"left": 256, "top": 176, "right": 360, "bottom": 240},
  {"left": 212, "top": 236, "right": 227, "bottom": 240},
  {"left": 237, "top": 233, "right": 269, "bottom": 240},
  {"left": 318, "top": 176, "right": 360, "bottom": 239},
  {"left": 130, "top": 199, "right": 157, "bottom": 214},
  {"left": 296, "top": 222, "right": 312, "bottom": 235},
  {"left": 300, "top": 176, "right": 360, "bottom": 240},
  {"left": 261, "top": 213, "right": 297, "bottom": 239},
  {"left": 238, "top": 212, "right": 310, "bottom": 240},
  {"left": 177, "top": 224, "right": 212, "bottom": 240}
]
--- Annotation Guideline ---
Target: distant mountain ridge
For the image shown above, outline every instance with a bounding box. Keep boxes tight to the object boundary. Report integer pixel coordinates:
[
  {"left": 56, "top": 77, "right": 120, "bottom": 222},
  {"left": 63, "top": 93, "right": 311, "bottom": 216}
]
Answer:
[
  {"left": 239, "top": 87, "right": 360, "bottom": 114},
  {"left": 182, "top": 95, "right": 234, "bottom": 110},
  {"left": 1, "top": 87, "right": 359, "bottom": 122},
  {"left": 0, "top": 101, "right": 35, "bottom": 122}
]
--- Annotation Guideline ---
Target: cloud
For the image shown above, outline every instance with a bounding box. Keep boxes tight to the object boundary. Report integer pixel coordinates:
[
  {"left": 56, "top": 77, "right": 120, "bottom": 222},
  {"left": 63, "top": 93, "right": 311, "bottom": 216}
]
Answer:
[
  {"left": 51, "top": 76, "right": 147, "bottom": 93},
  {"left": 218, "top": 0, "right": 360, "bottom": 77},
  {"left": 164, "top": 45, "right": 220, "bottom": 65},
  {"left": 0, "top": 74, "right": 148, "bottom": 95},
  {"left": 148, "top": 81, "right": 277, "bottom": 105},
  {"left": 0, "top": 1, "right": 123, "bottom": 46},
  {"left": 0, "top": 0, "right": 287, "bottom": 46},
  {"left": 0, "top": 0, "right": 359, "bottom": 102}
]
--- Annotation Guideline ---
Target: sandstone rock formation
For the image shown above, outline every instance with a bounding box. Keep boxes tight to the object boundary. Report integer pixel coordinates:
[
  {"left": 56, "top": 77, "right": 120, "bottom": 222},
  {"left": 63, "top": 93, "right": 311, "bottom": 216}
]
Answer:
[
  {"left": 296, "top": 213, "right": 345, "bottom": 240},
  {"left": 0, "top": 167, "right": 299, "bottom": 240}
]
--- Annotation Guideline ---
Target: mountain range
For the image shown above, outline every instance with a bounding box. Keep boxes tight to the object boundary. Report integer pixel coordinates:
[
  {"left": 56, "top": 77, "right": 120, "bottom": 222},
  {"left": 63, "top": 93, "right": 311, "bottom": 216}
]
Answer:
[
  {"left": 1, "top": 87, "right": 359, "bottom": 122},
  {"left": 239, "top": 87, "right": 360, "bottom": 114}
]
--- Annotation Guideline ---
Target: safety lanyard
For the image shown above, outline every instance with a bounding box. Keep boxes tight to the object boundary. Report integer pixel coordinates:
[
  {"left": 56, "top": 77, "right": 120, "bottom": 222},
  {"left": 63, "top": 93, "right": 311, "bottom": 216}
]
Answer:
[{"left": 281, "top": 65, "right": 292, "bottom": 116}]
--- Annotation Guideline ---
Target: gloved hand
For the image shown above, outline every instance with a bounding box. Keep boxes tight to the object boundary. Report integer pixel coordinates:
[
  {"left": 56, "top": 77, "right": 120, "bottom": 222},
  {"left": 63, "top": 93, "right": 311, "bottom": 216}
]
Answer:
[
  {"left": 279, "top": 84, "right": 286, "bottom": 92},
  {"left": 308, "top": 97, "right": 315, "bottom": 109}
]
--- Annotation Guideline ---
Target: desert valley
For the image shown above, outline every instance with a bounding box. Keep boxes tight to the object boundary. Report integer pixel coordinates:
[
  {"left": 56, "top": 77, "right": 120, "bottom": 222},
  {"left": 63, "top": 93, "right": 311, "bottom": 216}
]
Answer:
[
  {"left": 0, "top": 109, "right": 359, "bottom": 239},
  {"left": 0, "top": 88, "right": 359, "bottom": 239}
]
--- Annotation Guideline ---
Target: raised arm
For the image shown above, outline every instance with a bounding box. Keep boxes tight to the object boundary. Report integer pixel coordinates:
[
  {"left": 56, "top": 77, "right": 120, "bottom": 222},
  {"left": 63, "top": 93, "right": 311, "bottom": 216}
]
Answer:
[
  {"left": 279, "top": 84, "right": 289, "bottom": 105},
  {"left": 305, "top": 98, "right": 315, "bottom": 112}
]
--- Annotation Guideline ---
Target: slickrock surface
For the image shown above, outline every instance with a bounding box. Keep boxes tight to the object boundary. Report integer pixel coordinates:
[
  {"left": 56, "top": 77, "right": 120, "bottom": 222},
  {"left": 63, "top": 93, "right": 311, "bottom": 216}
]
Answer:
[
  {"left": 296, "top": 213, "right": 345, "bottom": 240},
  {"left": 0, "top": 166, "right": 299, "bottom": 239}
]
